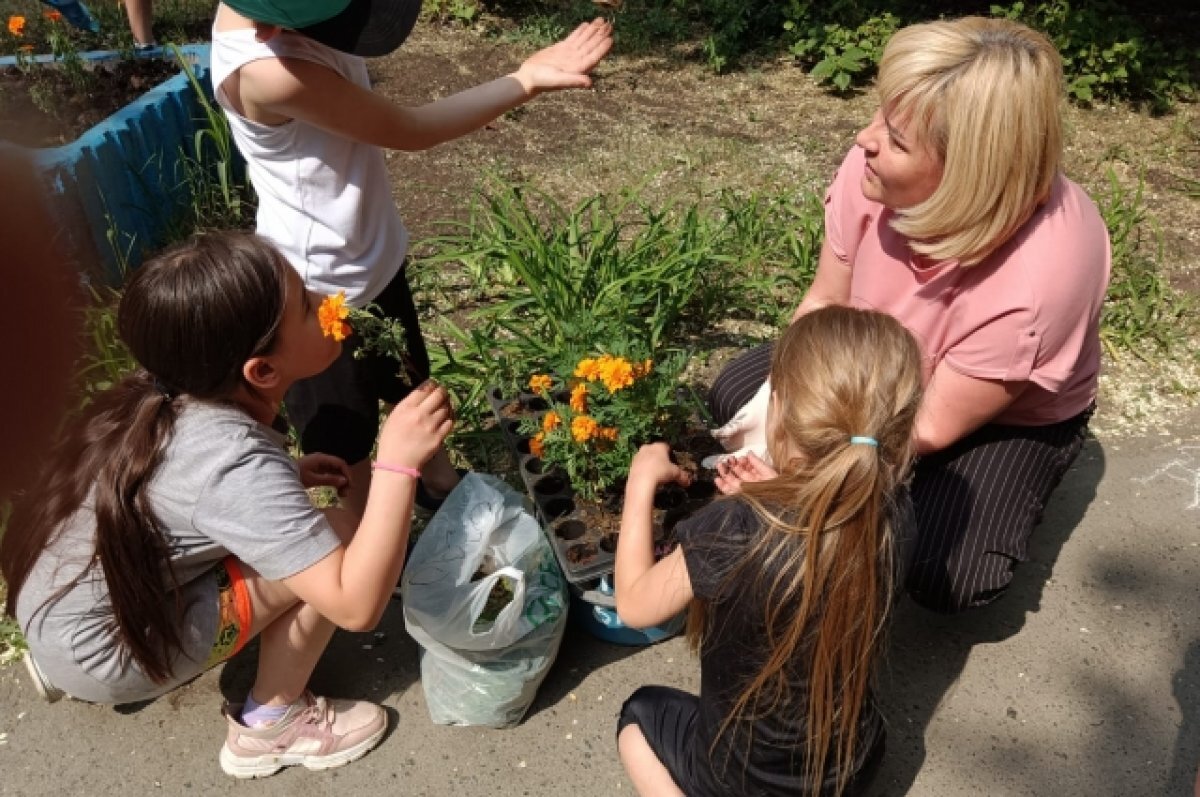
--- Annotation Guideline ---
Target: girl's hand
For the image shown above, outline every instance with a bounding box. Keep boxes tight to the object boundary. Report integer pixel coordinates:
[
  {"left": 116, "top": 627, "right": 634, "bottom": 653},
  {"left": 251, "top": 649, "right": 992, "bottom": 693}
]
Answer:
[
  {"left": 628, "top": 442, "right": 693, "bottom": 492},
  {"left": 714, "top": 452, "right": 778, "bottom": 495},
  {"left": 376, "top": 380, "right": 455, "bottom": 469},
  {"left": 298, "top": 453, "right": 352, "bottom": 495},
  {"left": 513, "top": 18, "right": 613, "bottom": 95}
]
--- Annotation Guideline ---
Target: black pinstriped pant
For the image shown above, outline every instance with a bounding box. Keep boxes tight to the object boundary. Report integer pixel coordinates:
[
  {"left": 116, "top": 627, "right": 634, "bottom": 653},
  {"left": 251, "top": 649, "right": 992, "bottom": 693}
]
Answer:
[{"left": 708, "top": 341, "right": 1092, "bottom": 613}]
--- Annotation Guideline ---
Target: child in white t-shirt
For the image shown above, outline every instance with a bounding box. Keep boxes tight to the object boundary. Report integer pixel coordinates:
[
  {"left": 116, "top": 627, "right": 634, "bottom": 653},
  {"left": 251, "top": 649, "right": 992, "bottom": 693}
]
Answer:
[{"left": 211, "top": 0, "right": 612, "bottom": 514}]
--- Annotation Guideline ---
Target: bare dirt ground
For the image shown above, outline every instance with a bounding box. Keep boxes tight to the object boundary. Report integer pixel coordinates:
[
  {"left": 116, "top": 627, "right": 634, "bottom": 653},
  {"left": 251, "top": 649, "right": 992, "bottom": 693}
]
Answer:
[{"left": 367, "top": 23, "right": 1200, "bottom": 437}]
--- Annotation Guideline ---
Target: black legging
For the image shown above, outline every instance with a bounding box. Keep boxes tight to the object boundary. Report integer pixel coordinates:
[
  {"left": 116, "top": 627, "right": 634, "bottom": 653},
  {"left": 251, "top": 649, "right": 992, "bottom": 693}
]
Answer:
[{"left": 708, "top": 342, "right": 1092, "bottom": 613}]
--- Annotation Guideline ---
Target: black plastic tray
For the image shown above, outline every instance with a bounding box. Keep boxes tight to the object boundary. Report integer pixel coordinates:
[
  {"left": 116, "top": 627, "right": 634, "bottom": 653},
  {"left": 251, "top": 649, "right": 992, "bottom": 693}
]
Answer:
[{"left": 487, "top": 387, "right": 718, "bottom": 585}]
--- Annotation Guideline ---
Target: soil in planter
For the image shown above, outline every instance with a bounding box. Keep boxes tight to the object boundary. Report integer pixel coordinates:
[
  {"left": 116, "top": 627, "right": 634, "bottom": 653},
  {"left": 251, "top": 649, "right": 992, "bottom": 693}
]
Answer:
[{"left": 0, "top": 58, "right": 180, "bottom": 147}]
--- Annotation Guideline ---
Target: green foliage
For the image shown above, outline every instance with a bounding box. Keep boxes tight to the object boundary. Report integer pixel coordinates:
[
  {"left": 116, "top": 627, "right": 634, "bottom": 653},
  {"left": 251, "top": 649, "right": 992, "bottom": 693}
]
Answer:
[
  {"left": 171, "top": 44, "right": 255, "bottom": 232},
  {"left": 422, "top": 0, "right": 481, "bottom": 26},
  {"left": 785, "top": 4, "right": 899, "bottom": 92},
  {"left": 991, "top": 1, "right": 1195, "bottom": 110},
  {"left": 105, "top": 47, "right": 254, "bottom": 269},
  {"left": 427, "top": 181, "right": 713, "bottom": 373},
  {"left": 0, "top": 611, "right": 26, "bottom": 666},
  {"left": 348, "top": 302, "right": 413, "bottom": 366},
  {"left": 0, "top": 0, "right": 215, "bottom": 56},
  {"left": 1097, "top": 168, "right": 1194, "bottom": 358},
  {"left": 698, "top": 188, "right": 823, "bottom": 327},
  {"left": 419, "top": 178, "right": 821, "bottom": 407},
  {"left": 78, "top": 285, "right": 138, "bottom": 403}
]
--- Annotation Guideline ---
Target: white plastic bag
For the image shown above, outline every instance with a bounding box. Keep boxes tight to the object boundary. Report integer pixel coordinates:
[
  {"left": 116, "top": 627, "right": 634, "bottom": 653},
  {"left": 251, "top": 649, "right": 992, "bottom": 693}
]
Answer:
[{"left": 401, "top": 473, "right": 567, "bottom": 728}]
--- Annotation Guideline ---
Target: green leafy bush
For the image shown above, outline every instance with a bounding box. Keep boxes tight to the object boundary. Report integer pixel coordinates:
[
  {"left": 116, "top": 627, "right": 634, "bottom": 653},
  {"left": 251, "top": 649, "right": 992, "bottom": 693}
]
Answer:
[{"left": 991, "top": 1, "right": 1195, "bottom": 110}]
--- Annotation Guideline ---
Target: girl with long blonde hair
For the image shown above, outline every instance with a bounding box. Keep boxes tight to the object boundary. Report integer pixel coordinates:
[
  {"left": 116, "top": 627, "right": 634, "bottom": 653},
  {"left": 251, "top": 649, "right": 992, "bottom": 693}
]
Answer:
[{"left": 615, "top": 306, "right": 924, "bottom": 796}]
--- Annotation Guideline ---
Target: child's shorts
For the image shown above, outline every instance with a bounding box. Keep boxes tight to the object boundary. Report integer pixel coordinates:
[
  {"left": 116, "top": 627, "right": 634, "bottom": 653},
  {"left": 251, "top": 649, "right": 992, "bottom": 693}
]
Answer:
[
  {"left": 617, "top": 685, "right": 884, "bottom": 796},
  {"left": 205, "top": 557, "right": 253, "bottom": 668},
  {"left": 21, "top": 558, "right": 257, "bottom": 704},
  {"left": 284, "top": 265, "right": 431, "bottom": 465}
]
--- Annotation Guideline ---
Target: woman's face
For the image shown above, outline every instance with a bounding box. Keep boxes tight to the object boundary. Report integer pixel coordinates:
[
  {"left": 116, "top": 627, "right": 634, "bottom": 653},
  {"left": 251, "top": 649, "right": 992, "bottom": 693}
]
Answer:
[{"left": 855, "top": 108, "right": 943, "bottom": 209}]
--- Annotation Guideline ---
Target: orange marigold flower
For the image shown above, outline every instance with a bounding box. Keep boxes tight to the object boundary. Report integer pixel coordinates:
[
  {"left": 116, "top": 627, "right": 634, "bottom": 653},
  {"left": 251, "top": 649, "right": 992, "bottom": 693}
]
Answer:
[
  {"left": 574, "top": 357, "right": 603, "bottom": 382},
  {"left": 318, "top": 291, "right": 352, "bottom": 341},
  {"left": 596, "top": 426, "right": 619, "bottom": 442},
  {"left": 44, "top": 9, "right": 62, "bottom": 21},
  {"left": 569, "top": 382, "right": 588, "bottom": 413},
  {"left": 528, "top": 373, "right": 553, "bottom": 394},
  {"left": 599, "top": 357, "right": 635, "bottom": 392},
  {"left": 542, "top": 410, "right": 561, "bottom": 432},
  {"left": 571, "top": 415, "right": 598, "bottom": 443},
  {"left": 530, "top": 432, "right": 545, "bottom": 459},
  {"left": 8, "top": 15, "right": 26, "bottom": 36},
  {"left": 633, "top": 358, "right": 653, "bottom": 379}
]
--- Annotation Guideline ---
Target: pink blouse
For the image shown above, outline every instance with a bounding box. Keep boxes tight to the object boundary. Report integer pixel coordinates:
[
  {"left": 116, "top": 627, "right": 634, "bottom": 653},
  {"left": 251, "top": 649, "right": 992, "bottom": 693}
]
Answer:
[{"left": 825, "top": 146, "right": 1112, "bottom": 426}]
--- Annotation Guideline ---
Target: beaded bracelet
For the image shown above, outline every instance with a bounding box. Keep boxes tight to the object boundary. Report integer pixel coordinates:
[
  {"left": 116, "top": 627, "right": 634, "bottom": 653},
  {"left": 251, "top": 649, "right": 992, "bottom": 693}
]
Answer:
[{"left": 371, "top": 462, "right": 421, "bottom": 479}]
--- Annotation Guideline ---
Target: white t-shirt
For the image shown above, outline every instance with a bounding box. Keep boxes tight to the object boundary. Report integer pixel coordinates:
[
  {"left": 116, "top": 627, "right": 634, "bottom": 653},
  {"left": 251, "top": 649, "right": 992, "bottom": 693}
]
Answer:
[{"left": 210, "top": 28, "right": 408, "bottom": 306}]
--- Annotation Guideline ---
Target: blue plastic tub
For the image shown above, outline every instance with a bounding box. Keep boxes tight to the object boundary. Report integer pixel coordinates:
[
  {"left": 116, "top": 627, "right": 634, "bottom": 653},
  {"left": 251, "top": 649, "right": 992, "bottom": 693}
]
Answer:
[
  {"left": 570, "top": 576, "right": 685, "bottom": 646},
  {"left": 1, "top": 44, "right": 223, "bottom": 283}
]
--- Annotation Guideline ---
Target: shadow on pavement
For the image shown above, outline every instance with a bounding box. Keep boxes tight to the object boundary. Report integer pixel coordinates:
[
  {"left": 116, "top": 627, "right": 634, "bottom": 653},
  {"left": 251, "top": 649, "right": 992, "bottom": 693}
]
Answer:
[{"left": 869, "top": 436, "right": 1107, "bottom": 795}]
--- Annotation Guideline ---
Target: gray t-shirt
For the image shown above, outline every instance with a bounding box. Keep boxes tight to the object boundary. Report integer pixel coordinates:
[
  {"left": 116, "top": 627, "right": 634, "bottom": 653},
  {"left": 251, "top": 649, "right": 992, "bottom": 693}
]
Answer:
[{"left": 17, "top": 401, "right": 341, "bottom": 703}]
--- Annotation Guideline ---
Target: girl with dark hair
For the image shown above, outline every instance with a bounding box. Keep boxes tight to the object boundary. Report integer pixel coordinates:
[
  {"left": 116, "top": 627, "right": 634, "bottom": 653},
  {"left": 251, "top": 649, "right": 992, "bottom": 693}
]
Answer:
[
  {"left": 615, "top": 306, "right": 924, "bottom": 796},
  {"left": 0, "top": 231, "right": 454, "bottom": 778}
]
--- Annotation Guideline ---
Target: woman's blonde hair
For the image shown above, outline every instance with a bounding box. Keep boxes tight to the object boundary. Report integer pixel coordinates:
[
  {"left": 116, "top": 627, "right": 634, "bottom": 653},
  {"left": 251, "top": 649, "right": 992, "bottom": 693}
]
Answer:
[
  {"left": 687, "top": 306, "right": 924, "bottom": 794},
  {"left": 878, "top": 16, "right": 1063, "bottom": 266}
]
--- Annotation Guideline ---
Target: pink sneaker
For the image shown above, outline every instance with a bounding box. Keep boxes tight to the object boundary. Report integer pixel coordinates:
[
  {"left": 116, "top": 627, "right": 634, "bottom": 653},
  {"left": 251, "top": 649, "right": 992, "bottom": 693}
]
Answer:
[{"left": 218, "top": 692, "right": 387, "bottom": 778}]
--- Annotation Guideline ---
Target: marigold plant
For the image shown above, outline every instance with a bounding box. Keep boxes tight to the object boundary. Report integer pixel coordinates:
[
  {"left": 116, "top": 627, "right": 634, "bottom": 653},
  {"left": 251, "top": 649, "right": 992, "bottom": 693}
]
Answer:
[
  {"left": 519, "top": 350, "right": 688, "bottom": 500},
  {"left": 8, "top": 16, "right": 26, "bottom": 36},
  {"left": 319, "top": 290, "right": 413, "bottom": 375}
]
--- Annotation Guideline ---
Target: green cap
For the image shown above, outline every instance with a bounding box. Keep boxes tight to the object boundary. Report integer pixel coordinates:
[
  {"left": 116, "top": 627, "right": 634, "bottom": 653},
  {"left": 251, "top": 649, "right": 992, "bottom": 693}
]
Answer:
[{"left": 224, "top": 0, "right": 422, "bottom": 57}]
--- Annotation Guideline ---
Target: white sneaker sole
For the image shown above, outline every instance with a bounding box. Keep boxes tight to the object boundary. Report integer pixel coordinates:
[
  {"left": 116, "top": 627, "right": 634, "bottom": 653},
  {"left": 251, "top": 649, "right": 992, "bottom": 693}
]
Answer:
[
  {"left": 22, "top": 653, "right": 65, "bottom": 703},
  {"left": 218, "top": 720, "right": 387, "bottom": 779}
]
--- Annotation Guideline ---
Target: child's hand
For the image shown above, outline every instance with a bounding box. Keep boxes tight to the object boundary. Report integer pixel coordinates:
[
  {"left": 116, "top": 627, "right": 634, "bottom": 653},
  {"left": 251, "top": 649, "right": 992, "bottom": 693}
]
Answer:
[
  {"left": 514, "top": 18, "right": 613, "bottom": 95},
  {"left": 628, "top": 443, "right": 693, "bottom": 492},
  {"left": 376, "top": 380, "right": 455, "bottom": 470},
  {"left": 714, "top": 452, "right": 778, "bottom": 495},
  {"left": 298, "top": 453, "right": 352, "bottom": 496}
]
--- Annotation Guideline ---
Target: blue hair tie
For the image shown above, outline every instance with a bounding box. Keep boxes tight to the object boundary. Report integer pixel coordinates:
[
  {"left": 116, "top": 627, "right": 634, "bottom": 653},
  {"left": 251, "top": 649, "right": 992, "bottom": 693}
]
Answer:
[{"left": 849, "top": 436, "right": 878, "bottom": 447}]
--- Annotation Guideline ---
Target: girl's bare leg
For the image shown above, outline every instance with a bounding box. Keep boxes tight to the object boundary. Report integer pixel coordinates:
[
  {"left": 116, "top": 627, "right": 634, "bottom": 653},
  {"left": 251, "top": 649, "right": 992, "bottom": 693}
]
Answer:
[
  {"left": 618, "top": 724, "right": 685, "bottom": 797},
  {"left": 123, "top": 0, "right": 153, "bottom": 45},
  {"left": 236, "top": 508, "right": 358, "bottom": 705}
]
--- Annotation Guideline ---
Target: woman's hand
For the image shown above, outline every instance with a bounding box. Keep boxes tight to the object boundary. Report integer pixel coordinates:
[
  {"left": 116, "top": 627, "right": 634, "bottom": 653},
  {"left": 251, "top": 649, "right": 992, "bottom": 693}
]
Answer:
[
  {"left": 298, "top": 453, "right": 352, "bottom": 495},
  {"left": 628, "top": 442, "right": 693, "bottom": 493},
  {"left": 513, "top": 18, "right": 613, "bottom": 95},
  {"left": 375, "top": 380, "right": 455, "bottom": 470},
  {"left": 714, "top": 452, "right": 777, "bottom": 495}
]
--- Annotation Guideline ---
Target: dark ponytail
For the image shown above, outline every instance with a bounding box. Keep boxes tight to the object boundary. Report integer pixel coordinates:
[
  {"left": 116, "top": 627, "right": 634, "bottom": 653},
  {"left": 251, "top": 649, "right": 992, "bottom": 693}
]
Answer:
[{"left": 1, "top": 232, "right": 289, "bottom": 682}]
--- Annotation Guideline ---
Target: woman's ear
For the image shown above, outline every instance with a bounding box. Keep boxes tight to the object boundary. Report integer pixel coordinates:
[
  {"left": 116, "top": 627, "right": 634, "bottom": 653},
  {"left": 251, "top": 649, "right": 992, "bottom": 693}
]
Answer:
[
  {"left": 253, "top": 23, "right": 283, "bottom": 42},
  {"left": 242, "top": 356, "right": 280, "bottom": 391}
]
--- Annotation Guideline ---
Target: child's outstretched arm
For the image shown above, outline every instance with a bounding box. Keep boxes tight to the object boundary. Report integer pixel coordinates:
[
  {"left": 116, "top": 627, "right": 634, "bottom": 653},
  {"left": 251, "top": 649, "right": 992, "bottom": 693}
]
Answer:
[
  {"left": 614, "top": 443, "right": 695, "bottom": 629},
  {"left": 240, "top": 18, "right": 613, "bottom": 151},
  {"left": 281, "top": 380, "right": 453, "bottom": 631}
]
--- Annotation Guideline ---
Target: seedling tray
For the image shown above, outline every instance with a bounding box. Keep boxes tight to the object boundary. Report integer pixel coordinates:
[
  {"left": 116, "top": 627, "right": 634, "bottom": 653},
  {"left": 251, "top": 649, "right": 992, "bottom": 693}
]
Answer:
[{"left": 487, "top": 387, "right": 719, "bottom": 585}]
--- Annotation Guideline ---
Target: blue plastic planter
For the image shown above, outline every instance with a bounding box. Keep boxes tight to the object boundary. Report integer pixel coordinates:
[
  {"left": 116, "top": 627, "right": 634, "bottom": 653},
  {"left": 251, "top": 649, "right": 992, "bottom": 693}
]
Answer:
[
  {"left": 570, "top": 577, "right": 685, "bottom": 646},
  {"left": 1, "top": 44, "right": 220, "bottom": 284}
]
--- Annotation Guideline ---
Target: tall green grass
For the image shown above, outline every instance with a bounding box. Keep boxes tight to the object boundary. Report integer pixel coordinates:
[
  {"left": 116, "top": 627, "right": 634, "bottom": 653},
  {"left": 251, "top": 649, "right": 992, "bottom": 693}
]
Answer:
[
  {"left": 414, "top": 178, "right": 822, "bottom": 433},
  {"left": 1096, "top": 168, "right": 1194, "bottom": 359}
]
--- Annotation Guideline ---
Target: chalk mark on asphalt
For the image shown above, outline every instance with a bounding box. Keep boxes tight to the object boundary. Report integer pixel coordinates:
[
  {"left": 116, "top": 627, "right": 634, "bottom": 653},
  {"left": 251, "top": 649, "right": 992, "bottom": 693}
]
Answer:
[{"left": 1134, "top": 445, "right": 1200, "bottom": 510}]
